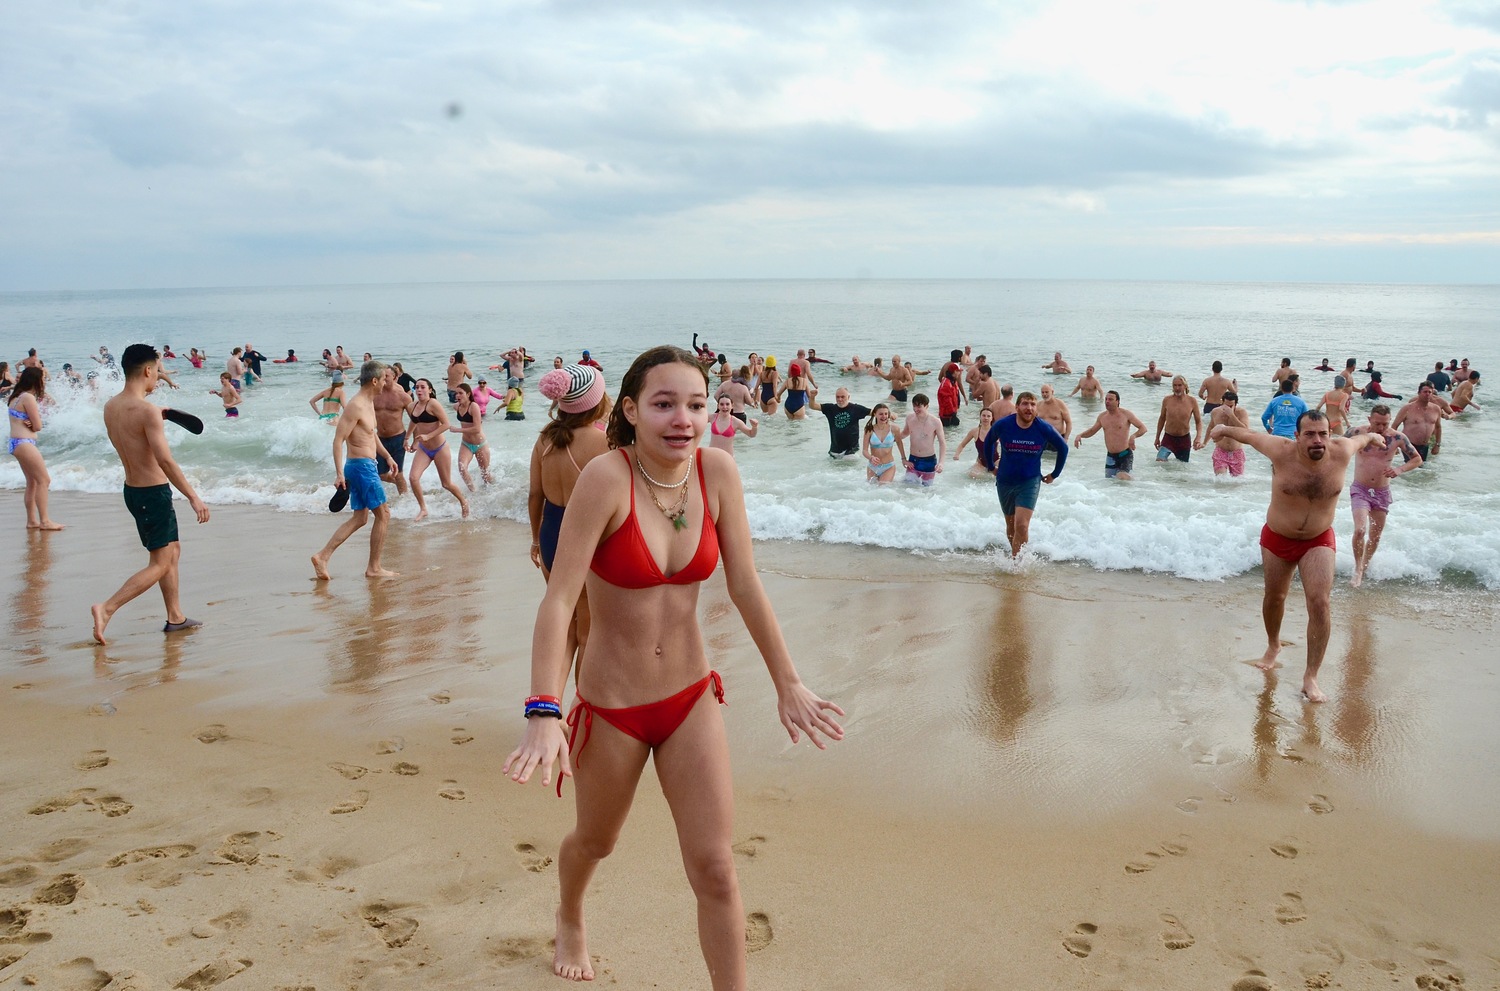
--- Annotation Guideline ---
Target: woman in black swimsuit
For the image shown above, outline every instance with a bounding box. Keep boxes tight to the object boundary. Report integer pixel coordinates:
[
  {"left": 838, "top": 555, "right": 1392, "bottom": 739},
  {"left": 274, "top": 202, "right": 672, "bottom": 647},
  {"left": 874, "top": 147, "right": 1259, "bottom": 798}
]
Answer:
[
  {"left": 406, "top": 378, "right": 469, "bottom": 520},
  {"left": 448, "top": 382, "right": 491, "bottom": 489}
]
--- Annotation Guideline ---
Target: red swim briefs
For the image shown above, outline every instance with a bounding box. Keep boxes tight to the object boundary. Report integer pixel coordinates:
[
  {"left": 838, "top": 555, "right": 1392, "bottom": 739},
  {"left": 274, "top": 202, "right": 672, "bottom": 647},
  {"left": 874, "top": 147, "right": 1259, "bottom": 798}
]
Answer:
[{"left": 1259, "top": 524, "right": 1336, "bottom": 563}]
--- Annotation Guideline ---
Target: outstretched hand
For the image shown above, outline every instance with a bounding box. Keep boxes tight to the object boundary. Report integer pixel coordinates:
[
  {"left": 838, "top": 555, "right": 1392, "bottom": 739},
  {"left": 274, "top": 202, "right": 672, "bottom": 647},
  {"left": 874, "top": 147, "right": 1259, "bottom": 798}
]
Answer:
[{"left": 778, "top": 684, "right": 845, "bottom": 750}]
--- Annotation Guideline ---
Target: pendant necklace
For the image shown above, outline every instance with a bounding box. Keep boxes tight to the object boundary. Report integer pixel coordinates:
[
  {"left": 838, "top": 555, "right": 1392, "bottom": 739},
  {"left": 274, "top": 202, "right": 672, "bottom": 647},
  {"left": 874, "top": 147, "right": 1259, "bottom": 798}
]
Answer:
[{"left": 637, "top": 453, "right": 693, "bottom": 530}]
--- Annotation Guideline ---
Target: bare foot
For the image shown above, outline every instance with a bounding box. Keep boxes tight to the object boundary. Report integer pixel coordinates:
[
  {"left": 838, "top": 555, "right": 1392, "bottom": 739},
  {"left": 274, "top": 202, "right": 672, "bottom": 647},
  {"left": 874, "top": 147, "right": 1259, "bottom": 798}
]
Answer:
[
  {"left": 460, "top": 500, "right": 471, "bottom": 519},
  {"left": 1351, "top": 565, "right": 1364, "bottom": 588},
  {"left": 553, "top": 908, "right": 594, "bottom": 981},
  {"left": 90, "top": 603, "right": 110, "bottom": 645},
  {"left": 1254, "top": 645, "right": 1281, "bottom": 672},
  {"left": 38, "top": 521, "right": 65, "bottom": 531},
  {"left": 365, "top": 568, "right": 399, "bottom": 578},
  {"left": 310, "top": 553, "right": 332, "bottom": 581},
  {"left": 1302, "top": 677, "right": 1328, "bottom": 703},
  {"left": 413, "top": 508, "right": 428, "bottom": 522}
]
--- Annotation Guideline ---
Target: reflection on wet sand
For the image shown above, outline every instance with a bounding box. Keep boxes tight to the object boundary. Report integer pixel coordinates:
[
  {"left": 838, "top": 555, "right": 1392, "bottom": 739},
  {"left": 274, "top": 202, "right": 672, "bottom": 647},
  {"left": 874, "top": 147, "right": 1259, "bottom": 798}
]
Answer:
[
  {"left": 1333, "top": 610, "right": 1377, "bottom": 765},
  {"left": 11, "top": 529, "right": 55, "bottom": 662},
  {"left": 976, "top": 584, "right": 1037, "bottom": 744}
]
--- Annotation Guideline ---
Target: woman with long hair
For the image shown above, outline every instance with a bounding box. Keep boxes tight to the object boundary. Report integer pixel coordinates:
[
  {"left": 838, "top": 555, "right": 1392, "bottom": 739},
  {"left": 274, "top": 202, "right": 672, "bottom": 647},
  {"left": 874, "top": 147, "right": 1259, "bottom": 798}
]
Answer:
[
  {"left": 308, "top": 378, "right": 345, "bottom": 421},
  {"left": 7, "top": 367, "right": 63, "bottom": 530},
  {"left": 529, "top": 364, "right": 613, "bottom": 675},
  {"left": 406, "top": 379, "right": 469, "bottom": 520},
  {"left": 757, "top": 355, "right": 780, "bottom": 415},
  {"left": 448, "top": 383, "right": 492, "bottom": 489},
  {"left": 954, "top": 406, "right": 997, "bottom": 477},
  {"left": 861, "top": 402, "right": 905, "bottom": 484},
  {"left": 707, "top": 394, "right": 758, "bottom": 456},
  {"left": 505, "top": 346, "right": 842, "bottom": 986}
]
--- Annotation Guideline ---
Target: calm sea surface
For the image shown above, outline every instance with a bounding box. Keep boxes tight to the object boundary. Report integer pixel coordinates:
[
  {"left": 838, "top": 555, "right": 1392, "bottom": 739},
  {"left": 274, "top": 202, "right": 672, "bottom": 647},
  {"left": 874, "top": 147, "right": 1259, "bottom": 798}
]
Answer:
[{"left": 2, "top": 280, "right": 1495, "bottom": 587}]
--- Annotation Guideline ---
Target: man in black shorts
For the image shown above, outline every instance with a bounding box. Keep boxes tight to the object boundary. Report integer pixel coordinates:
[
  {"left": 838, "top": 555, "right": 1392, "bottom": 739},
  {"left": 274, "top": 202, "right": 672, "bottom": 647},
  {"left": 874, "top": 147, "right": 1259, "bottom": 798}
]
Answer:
[
  {"left": 809, "top": 387, "right": 871, "bottom": 457},
  {"left": 91, "top": 344, "right": 211, "bottom": 645}
]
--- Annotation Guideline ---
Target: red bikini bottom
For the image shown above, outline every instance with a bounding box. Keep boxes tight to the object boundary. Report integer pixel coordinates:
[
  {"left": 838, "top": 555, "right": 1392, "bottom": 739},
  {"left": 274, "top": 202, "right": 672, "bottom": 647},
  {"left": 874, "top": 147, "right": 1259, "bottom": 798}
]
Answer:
[{"left": 558, "top": 671, "right": 726, "bottom": 797}]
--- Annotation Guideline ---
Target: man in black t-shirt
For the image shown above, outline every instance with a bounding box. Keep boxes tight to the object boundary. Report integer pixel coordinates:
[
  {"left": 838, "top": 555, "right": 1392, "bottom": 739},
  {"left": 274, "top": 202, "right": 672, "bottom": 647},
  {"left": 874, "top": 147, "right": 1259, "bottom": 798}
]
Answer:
[
  {"left": 810, "top": 386, "right": 871, "bottom": 457},
  {"left": 1426, "top": 361, "right": 1452, "bottom": 392}
]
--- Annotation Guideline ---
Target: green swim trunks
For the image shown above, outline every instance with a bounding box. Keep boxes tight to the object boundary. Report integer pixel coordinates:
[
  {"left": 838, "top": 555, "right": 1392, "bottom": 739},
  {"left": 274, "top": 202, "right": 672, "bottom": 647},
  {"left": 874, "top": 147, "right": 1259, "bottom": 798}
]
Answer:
[{"left": 124, "top": 483, "right": 179, "bottom": 550}]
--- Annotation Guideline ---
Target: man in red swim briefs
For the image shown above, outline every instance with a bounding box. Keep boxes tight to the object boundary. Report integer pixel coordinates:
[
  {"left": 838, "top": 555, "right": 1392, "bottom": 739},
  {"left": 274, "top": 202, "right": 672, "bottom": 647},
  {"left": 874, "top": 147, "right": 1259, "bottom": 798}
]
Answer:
[{"left": 1209, "top": 410, "right": 1385, "bottom": 703}]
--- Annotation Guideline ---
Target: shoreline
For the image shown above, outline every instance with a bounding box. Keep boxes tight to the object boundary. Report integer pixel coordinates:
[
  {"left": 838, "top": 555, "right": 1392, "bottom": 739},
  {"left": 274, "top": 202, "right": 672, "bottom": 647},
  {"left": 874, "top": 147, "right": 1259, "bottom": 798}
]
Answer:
[{"left": 2, "top": 490, "right": 1498, "bottom": 988}]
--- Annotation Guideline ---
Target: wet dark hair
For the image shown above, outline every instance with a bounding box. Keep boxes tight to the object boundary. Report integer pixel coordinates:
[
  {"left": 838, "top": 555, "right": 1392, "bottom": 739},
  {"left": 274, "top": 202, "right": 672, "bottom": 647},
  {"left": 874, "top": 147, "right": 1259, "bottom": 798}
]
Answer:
[
  {"left": 452, "top": 351, "right": 465, "bottom": 363},
  {"left": 121, "top": 343, "right": 160, "bottom": 378},
  {"left": 1222, "top": 390, "right": 1238, "bottom": 402},
  {"left": 1279, "top": 377, "right": 1297, "bottom": 393},
  {"left": 1212, "top": 360, "right": 1223, "bottom": 373},
  {"left": 13, "top": 365, "right": 45, "bottom": 402},
  {"left": 912, "top": 393, "right": 930, "bottom": 407},
  {"left": 455, "top": 381, "right": 473, "bottom": 400},
  {"left": 606, "top": 345, "right": 708, "bottom": 450},
  {"left": 1295, "top": 409, "right": 1328, "bottom": 433},
  {"left": 1106, "top": 389, "right": 1121, "bottom": 402}
]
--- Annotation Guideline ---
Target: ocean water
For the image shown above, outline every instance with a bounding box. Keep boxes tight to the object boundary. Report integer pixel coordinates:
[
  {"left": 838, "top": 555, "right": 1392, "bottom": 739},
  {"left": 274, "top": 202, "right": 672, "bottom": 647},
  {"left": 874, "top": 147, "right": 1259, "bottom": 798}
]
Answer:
[{"left": 3, "top": 280, "right": 1496, "bottom": 587}]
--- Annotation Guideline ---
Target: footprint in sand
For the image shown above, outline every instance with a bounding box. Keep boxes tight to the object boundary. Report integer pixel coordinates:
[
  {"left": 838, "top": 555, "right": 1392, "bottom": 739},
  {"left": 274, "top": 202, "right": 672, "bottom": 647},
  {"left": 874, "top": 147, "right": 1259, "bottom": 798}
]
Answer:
[
  {"left": 429, "top": 691, "right": 451, "bottom": 704},
  {"left": 1062, "top": 922, "right": 1097, "bottom": 958},
  {"left": 1231, "top": 972, "right": 1276, "bottom": 991},
  {"left": 1126, "top": 839, "right": 1189, "bottom": 874},
  {"left": 1307, "top": 795, "right": 1334, "bottom": 815},
  {"left": 515, "top": 843, "right": 552, "bottom": 872},
  {"left": 0, "top": 866, "right": 39, "bottom": 887},
  {"left": 106, "top": 845, "right": 196, "bottom": 868},
  {"left": 75, "top": 750, "right": 111, "bottom": 771},
  {"left": 491, "top": 936, "right": 551, "bottom": 965},
  {"left": 36, "top": 838, "right": 88, "bottom": 863},
  {"left": 362, "top": 904, "right": 418, "bottom": 948},
  {"left": 1414, "top": 975, "right": 1466, "bottom": 990},
  {"left": 1159, "top": 913, "right": 1195, "bottom": 950},
  {"left": 85, "top": 795, "right": 133, "bottom": 818},
  {"left": 32, "top": 874, "right": 83, "bottom": 906},
  {"left": 215, "top": 832, "right": 264, "bottom": 866},
  {"left": 329, "top": 791, "right": 370, "bottom": 815},
  {"left": 194, "top": 725, "right": 229, "bottom": 744},
  {"left": 392, "top": 762, "right": 420, "bottom": 776},
  {"left": 1275, "top": 891, "right": 1307, "bottom": 925},
  {"left": 745, "top": 912, "right": 773, "bottom": 952},
  {"left": 451, "top": 729, "right": 475, "bottom": 745},
  {"left": 88, "top": 702, "right": 117, "bottom": 717},
  {"left": 438, "top": 781, "right": 465, "bottom": 801},
  {"left": 732, "top": 836, "right": 766, "bottom": 858},
  {"left": 0, "top": 906, "right": 53, "bottom": 947},
  {"left": 1176, "top": 796, "right": 1202, "bottom": 814},
  {"left": 1270, "top": 842, "right": 1299, "bottom": 859},
  {"left": 329, "top": 763, "right": 368, "bottom": 780},
  {"left": 0, "top": 951, "right": 25, "bottom": 973},
  {"left": 175, "top": 957, "right": 253, "bottom": 989},
  {"left": 373, "top": 737, "right": 405, "bottom": 755},
  {"left": 43, "top": 958, "right": 110, "bottom": 990},
  {"left": 191, "top": 908, "right": 250, "bottom": 939},
  {"left": 28, "top": 789, "right": 94, "bottom": 815}
]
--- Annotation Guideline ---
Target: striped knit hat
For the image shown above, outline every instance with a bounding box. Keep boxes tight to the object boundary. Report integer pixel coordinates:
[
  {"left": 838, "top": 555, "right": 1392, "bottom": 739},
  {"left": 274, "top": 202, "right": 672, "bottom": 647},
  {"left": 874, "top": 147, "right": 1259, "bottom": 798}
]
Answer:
[{"left": 538, "top": 364, "right": 605, "bottom": 413}]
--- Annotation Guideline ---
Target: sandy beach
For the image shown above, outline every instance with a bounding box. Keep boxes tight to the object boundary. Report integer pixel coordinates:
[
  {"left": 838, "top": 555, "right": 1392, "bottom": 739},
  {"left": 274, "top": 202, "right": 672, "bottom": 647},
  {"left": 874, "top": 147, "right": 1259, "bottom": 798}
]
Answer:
[{"left": 2, "top": 490, "right": 1497, "bottom": 991}]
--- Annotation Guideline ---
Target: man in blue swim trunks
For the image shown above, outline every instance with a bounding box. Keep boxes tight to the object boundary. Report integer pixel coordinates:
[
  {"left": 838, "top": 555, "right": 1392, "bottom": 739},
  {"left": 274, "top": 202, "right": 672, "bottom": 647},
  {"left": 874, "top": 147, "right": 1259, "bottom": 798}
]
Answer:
[
  {"left": 984, "top": 391, "right": 1069, "bottom": 556},
  {"left": 312, "top": 361, "right": 399, "bottom": 580},
  {"left": 91, "top": 344, "right": 211, "bottom": 645},
  {"left": 900, "top": 394, "right": 946, "bottom": 485}
]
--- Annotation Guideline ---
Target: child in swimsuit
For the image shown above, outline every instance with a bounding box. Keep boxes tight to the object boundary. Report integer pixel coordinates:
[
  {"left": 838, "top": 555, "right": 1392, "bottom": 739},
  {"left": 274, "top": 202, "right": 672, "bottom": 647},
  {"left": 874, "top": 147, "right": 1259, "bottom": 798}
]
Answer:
[
  {"left": 503, "top": 346, "right": 842, "bottom": 988},
  {"left": 7, "top": 366, "right": 63, "bottom": 529},
  {"left": 209, "top": 373, "right": 241, "bottom": 417},
  {"left": 448, "top": 383, "right": 492, "bottom": 488},
  {"left": 862, "top": 403, "right": 905, "bottom": 484}
]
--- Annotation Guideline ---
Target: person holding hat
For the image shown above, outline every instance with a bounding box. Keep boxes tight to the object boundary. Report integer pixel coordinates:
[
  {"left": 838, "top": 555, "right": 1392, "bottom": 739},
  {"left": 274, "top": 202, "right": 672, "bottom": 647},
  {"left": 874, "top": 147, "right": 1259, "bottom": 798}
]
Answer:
[{"left": 529, "top": 363, "right": 612, "bottom": 674}]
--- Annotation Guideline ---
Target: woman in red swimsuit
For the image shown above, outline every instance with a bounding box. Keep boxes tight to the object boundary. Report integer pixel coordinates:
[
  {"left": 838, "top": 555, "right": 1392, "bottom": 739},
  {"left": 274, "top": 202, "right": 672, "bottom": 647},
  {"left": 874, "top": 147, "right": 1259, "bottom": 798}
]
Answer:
[{"left": 505, "top": 345, "right": 843, "bottom": 986}]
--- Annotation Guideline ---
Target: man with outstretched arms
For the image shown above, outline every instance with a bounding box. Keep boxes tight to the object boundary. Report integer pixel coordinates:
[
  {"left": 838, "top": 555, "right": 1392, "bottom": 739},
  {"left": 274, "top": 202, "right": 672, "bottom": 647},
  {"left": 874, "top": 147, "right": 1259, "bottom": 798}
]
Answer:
[
  {"left": 1392, "top": 382, "right": 1450, "bottom": 463},
  {"left": 1346, "top": 405, "right": 1421, "bottom": 588},
  {"left": 374, "top": 366, "right": 410, "bottom": 493},
  {"left": 1209, "top": 410, "right": 1385, "bottom": 702},
  {"left": 1042, "top": 351, "right": 1072, "bottom": 375},
  {"left": 312, "top": 361, "right": 399, "bottom": 581},
  {"left": 809, "top": 387, "right": 871, "bottom": 457},
  {"left": 1261, "top": 377, "right": 1307, "bottom": 438},
  {"left": 1073, "top": 390, "right": 1146, "bottom": 479},
  {"left": 1206, "top": 391, "right": 1251, "bottom": 476},
  {"left": 1154, "top": 375, "right": 1203, "bottom": 462},
  {"left": 1199, "top": 360, "right": 1235, "bottom": 414},
  {"left": 1131, "top": 361, "right": 1172, "bottom": 383},
  {"left": 1071, "top": 365, "right": 1104, "bottom": 400},
  {"left": 983, "top": 392, "right": 1068, "bottom": 556},
  {"left": 91, "top": 344, "right": 210, "bottom": 645}
]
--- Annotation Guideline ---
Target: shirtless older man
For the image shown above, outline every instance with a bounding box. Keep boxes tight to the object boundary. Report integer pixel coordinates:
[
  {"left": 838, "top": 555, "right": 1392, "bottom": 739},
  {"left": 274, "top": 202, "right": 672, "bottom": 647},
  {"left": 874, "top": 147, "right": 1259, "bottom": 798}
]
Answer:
[
  {"left": 1042, "top": 351, "right": 1072, "bottom": 375},
  {"left": 988, "top": 384, "right": 1016, "bottom": 422},
  {"left": 374, "top": 366, "right": 410, "bottom": 494},
  {"left": 1347, "top": 405, "right": 1421, "bottom": 588},
  {"left": 1131, "top": 361, "right": 1172, "bottom": 384},
  {"left": 1036, "top": 383, "right": 1072, "bottom": 441},
  {"left": 90, "top": 344, "right": 211, "bottom": 645},
  {"left": 882, "top": 354, "right": 915, "bottom": 403},
  {"left": 1211, "top": 410, "right": 1385, "bottom": 702},
  {"left": 1070, "top": 366, "right": 1104, "bottom": 400},
  {"left": 312, "top": 361, "right": 399, "bottom": 581},
  {"left": 1154, "top": 375, "right": 1203, "bottom": 462},
  {"left": 1073, "top": 390, "right": 1146, "bottom": 479},
  {"left": 1392, "top": 382, "right": 1450, "bottom": 463}
]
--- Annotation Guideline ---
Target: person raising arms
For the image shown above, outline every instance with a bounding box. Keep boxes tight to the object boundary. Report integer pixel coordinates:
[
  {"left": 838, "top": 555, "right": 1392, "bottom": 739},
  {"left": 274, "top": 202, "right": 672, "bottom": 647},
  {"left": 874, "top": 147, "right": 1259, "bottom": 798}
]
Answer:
[{"left": 504, "top": 345, "right": 843, "bottom": 987}]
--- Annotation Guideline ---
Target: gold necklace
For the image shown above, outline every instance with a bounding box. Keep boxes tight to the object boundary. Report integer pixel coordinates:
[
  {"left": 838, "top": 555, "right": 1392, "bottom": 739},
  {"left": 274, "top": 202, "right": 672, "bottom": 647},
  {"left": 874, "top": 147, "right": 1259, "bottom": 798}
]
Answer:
[{"left": 637, "top": 454, "right": 693, "bottom": 530}]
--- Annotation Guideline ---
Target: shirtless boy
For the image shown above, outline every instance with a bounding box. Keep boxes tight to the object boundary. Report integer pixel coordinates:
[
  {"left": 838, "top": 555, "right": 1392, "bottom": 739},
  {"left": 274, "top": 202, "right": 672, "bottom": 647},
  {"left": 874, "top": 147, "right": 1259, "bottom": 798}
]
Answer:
[
  {"left": 1073, "top": 390, "right": 1146, "bottom": 479},
  {"left": 1206, "top": 391, "right": 1250, "bottom": 476},
  {"left": 1036, "top": 383, "right": 1072, "bottom": 441},
  {"left": 91, "top": 345, "right": 210, "bottom": 645},
  {"left": 312, "top": 361, "right": 399, "bottom": 580},
  {"left": 209, "top": 373, "right": 241, "bottom": 417},
  {"left": 374, "top": 366, "right": 410, "bottom": 494},
  {"left": 1392, "top": 383, "right": 1450, "bottom": 463},
  {"left": 1154, "top": 375, "right": 1203, "bottom": 462},
  {"left": 1070, "top": 366, "right": 1104, "bottom": 400},
  {"left": 900, "top": 394, "right": 946, "bottom": 485},
  {"left": 1210, "top": 411, "right": 1385, "bottom": 702},
  {"left": 1347, "top": 405, "right": 1421, "bottom": 587}
]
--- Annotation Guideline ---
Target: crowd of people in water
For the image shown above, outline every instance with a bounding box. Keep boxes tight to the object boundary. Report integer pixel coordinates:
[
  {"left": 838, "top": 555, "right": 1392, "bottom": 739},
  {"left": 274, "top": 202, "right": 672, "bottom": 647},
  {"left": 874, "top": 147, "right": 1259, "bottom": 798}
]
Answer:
[{"left": 3, "top": 333, "right": 1486, "bottom": 987}]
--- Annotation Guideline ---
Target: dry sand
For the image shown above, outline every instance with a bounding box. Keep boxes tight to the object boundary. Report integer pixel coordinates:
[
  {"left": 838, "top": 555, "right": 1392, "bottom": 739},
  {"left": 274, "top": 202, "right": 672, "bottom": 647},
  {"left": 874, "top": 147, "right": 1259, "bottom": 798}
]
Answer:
[{"left": 2, "top": 491, "right": 1498, "bottom": 990}]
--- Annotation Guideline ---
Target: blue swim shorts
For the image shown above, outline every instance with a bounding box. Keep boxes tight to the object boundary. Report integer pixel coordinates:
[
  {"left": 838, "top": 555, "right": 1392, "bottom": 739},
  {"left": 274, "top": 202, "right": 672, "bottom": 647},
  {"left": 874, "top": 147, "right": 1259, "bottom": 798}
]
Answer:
[
  {"left": 996, "top": 476, "right": 1042, "bottom": 516},
  {"left": 344, "top": 457, "right": 387, "bottom": 512}
]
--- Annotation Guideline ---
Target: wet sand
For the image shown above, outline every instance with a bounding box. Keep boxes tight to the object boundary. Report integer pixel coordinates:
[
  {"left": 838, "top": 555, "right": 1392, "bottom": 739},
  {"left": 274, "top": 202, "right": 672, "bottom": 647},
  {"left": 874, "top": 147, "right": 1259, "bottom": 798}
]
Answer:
[{"left": 3, "top": 490, "right": 1498, "bottom": 990}]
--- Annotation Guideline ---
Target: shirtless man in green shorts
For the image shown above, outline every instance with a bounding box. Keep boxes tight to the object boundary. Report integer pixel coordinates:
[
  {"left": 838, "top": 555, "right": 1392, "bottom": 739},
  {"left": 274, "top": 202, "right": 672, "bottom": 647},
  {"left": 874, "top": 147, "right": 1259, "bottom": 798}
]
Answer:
[{"left": 91, "top": 344, "right": 211, "bottom": 645}]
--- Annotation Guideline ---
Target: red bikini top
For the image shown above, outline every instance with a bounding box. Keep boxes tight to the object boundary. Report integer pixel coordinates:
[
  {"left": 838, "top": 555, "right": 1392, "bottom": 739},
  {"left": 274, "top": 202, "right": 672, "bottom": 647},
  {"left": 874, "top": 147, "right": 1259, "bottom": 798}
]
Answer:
[{"left": 590, "top": 450, "right": 719, "bottom": 589}]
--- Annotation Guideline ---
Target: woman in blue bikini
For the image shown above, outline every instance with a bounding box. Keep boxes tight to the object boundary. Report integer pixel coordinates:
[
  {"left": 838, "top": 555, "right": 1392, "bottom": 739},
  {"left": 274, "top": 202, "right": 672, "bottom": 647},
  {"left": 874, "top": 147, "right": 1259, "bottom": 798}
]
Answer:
[
  {"left": 862, "top": 402, "right": 905, "bottom": 484},
  {"left": 405, "top": 378, "right": 469, "bottom": 520},
  {"left": 7, "top": 367, "right": 63, "bottom": 530},
  {"left": 448, "top": 382, "right": 492, "bottom": 489}
]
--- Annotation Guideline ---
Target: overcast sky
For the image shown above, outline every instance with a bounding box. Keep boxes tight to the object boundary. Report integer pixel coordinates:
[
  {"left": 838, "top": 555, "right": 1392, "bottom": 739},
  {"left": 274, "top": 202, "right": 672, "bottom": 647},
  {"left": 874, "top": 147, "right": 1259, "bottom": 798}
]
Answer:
[{"left": 3, "top": 0, "right": 1497, "bottom": 290}]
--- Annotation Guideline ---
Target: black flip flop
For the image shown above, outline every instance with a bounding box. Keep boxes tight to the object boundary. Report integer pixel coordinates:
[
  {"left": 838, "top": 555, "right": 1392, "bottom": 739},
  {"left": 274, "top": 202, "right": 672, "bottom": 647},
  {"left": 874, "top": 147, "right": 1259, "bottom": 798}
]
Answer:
[
  {"left": 329, "top": 487, "right": 350, "bottom": 512},
  {"left": 162, "top": 408, "right": 205, "bottom": 434}
]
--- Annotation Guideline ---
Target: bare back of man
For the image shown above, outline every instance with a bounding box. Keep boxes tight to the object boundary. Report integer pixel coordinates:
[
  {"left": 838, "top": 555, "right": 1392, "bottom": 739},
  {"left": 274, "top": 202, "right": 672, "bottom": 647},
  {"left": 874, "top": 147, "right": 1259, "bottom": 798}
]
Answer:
[{"left": 989, "top": 387, "right": 1016, "bottom": 422}]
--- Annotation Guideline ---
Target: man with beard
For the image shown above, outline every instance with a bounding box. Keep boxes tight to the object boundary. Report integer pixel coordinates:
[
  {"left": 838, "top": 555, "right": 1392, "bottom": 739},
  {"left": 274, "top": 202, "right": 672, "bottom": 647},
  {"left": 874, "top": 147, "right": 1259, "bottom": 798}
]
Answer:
[{"left": 1210, "top": 410, "right": 1385, "bottom": 702}]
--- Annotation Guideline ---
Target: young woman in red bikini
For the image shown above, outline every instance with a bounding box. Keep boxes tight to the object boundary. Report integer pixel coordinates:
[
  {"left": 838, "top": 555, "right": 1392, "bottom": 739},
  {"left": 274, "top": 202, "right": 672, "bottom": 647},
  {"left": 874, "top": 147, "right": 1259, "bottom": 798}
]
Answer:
[{"left": 504, "top": 345, "right": 844, "bottom": 987}]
